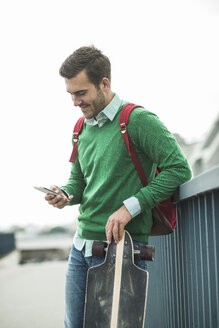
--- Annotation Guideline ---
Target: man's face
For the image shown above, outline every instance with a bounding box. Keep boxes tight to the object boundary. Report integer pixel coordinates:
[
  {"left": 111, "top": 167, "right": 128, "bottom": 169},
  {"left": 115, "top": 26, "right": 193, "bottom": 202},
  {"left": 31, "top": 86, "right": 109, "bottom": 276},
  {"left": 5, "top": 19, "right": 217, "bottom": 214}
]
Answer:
[{"left": 65, "top": 70, "right": 107, "bottom": 119}]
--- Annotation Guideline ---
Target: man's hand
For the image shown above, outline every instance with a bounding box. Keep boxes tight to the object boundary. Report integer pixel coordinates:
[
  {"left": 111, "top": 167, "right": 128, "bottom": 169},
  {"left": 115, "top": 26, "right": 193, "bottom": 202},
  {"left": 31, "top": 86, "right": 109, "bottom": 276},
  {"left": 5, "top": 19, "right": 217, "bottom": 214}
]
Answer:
[
  {"left": 105, "top": 205, "right": 132, "bottom": 244},
  {"left": 45, "top": 185, "right": 73, "bottom": 209}
]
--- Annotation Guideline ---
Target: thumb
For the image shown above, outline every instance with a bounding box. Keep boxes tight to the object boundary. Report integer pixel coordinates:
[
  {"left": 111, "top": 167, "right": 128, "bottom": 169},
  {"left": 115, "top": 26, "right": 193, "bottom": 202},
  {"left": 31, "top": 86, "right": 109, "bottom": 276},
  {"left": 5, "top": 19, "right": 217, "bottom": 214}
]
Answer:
[{"left": 50, "top": 185, "right": 60, "bottom": 192}]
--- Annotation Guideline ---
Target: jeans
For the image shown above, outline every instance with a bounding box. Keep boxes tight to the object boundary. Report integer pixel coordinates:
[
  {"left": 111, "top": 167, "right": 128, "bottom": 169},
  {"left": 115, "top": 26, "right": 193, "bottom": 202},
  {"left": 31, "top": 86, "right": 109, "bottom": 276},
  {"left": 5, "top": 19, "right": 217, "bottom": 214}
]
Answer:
[{"left": 64, "top": 241, "right": 148, "bottom": 328}]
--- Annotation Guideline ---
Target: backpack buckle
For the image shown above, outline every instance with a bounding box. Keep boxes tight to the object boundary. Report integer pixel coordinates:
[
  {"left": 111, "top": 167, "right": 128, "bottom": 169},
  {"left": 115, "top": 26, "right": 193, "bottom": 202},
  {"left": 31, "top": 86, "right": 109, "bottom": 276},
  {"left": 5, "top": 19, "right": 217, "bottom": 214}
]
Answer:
[
  {"left": 120, "top": 123, "right": 127, "bottom": 134},
  {"left": 73, "top": 132, "right": 79, "bottom": 143}
]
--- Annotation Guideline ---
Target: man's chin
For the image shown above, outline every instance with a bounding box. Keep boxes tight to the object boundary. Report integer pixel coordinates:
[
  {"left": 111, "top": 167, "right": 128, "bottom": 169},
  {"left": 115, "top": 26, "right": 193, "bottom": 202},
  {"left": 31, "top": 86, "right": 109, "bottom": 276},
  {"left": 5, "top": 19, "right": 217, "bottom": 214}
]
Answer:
[{"left": 82, "top": 112, "right": 93, "bottom": 120}]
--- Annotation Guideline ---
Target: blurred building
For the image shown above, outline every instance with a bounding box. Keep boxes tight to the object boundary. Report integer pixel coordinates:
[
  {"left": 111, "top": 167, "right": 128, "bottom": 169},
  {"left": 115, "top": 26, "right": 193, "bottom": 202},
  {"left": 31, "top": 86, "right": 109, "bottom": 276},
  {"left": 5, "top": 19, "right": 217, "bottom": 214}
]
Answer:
[
  {"left": 0, "top": 232, "right": 16, "bottom": 258},
  {"left": 174, "top": 114, "right": 219, "bottom": 177}
]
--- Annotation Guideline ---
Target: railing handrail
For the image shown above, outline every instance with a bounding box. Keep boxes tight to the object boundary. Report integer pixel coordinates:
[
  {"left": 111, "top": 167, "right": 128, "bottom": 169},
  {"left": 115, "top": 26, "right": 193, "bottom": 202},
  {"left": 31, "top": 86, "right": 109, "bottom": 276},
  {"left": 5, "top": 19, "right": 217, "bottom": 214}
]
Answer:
[{"left": 175, "top": 165, "right": 219, "bottom": 202}]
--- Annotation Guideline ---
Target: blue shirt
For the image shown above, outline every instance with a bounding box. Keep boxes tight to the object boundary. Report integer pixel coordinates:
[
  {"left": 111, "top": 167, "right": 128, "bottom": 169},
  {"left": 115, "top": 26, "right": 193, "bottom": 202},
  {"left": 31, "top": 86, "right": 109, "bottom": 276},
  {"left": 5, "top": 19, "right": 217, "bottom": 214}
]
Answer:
[{"left": 73, "top": 94, "right": 141, "bottom": 256}]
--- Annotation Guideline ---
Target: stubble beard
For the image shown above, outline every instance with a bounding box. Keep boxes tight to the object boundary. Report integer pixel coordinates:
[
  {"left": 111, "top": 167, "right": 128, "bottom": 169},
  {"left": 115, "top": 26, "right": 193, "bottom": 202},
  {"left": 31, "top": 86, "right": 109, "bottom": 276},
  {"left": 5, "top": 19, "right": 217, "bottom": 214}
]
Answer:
[{"left": 92, "top": 87, "right": 106, "bottom": 118}]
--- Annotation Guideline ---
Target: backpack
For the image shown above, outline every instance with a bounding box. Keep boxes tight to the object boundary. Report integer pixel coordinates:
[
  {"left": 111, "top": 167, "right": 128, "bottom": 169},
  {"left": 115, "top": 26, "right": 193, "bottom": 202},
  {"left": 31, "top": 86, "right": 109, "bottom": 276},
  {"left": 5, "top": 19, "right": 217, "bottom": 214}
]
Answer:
[{"left": 69, "top": 103, "right": 177, "bottom": 236}]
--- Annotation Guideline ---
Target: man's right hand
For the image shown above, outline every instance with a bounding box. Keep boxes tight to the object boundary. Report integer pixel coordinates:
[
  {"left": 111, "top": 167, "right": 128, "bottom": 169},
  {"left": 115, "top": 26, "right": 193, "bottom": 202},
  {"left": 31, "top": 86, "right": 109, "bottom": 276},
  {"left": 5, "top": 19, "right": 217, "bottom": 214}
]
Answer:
[{"left": 45, "top": 185, "right": 73, "bottom": 209}]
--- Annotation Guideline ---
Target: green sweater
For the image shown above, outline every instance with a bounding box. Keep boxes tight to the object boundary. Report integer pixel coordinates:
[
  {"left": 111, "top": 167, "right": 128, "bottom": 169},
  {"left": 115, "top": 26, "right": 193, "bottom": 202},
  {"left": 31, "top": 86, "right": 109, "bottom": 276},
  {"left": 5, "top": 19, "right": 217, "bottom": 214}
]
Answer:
[{"left": 62, "top": 106, "right": 192, "bottom": 243}]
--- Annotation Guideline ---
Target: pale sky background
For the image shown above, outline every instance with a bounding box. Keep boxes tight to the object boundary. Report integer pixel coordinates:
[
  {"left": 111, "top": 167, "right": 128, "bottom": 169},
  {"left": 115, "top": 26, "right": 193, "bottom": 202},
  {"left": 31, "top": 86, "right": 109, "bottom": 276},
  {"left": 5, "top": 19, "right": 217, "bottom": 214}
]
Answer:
[{"left": 0, "top": 0, "right": 218, "bottom": 229}]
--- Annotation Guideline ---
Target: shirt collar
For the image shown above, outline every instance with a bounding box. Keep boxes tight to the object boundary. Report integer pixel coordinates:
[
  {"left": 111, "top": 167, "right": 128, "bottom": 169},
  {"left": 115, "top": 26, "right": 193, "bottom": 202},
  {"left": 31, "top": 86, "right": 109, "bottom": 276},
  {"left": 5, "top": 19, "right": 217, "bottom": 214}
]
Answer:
[{"left": 101, "top": 93, "right": 123, "bottom": 121}]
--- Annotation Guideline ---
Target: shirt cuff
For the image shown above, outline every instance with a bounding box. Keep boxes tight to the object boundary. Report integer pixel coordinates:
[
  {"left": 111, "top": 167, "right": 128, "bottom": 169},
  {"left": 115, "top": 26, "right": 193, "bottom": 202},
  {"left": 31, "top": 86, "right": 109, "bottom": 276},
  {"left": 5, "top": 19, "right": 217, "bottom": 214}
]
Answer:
[{"left": 123, "top": 196, "right": 141, "bottom": 218}]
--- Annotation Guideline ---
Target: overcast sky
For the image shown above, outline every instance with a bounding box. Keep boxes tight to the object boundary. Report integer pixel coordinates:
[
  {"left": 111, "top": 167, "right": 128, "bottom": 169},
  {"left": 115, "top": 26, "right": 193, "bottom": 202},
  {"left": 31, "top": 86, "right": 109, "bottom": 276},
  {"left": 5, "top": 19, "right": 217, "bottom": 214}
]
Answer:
[{"left": 0, "top": 0, "right": 218, "bottom": 229}]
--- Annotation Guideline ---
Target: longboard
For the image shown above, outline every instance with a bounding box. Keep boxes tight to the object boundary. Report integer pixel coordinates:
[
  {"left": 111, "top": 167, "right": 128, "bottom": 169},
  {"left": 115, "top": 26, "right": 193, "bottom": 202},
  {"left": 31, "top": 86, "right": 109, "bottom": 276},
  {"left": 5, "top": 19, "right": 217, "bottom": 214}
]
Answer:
[{"left": 83, "top": 230, "right": 149, "bottom": 328}]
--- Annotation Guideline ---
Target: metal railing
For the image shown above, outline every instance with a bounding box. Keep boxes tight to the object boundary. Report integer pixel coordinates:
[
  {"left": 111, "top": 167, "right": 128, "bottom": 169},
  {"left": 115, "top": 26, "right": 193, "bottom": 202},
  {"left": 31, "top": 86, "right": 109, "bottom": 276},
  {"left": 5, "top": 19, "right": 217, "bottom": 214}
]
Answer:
[
  {"left": 0, "top": 233, "right": 16, "bottom": 258},
  {"left": 146, "top": 166, "right": 219, "bottom": 328}
]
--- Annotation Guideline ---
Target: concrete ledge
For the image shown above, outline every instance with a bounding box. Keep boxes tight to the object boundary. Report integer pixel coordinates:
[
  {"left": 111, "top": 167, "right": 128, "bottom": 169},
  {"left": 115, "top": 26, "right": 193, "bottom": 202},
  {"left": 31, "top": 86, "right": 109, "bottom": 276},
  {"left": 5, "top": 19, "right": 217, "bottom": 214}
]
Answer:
[
  {"left": 0, "top": 250, "right": 21, "bottom": 268},
  {"left": 176, "top": 165, "right": 219, "bottom": 202}
]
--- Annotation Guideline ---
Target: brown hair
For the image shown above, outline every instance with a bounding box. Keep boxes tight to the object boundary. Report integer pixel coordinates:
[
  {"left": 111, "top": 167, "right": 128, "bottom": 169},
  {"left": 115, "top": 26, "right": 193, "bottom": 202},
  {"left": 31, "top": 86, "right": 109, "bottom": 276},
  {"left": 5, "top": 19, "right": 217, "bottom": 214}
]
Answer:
[{"left": 59, "top": 45, "right": 111, "bottom": 87}]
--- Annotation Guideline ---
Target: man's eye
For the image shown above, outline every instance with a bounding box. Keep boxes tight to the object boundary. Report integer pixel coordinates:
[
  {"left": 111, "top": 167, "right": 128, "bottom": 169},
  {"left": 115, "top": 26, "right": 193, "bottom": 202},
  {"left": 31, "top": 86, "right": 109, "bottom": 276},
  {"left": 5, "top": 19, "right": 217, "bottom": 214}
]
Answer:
[{"left": 78, "top": 91, "right": 86, "bottom": 96}]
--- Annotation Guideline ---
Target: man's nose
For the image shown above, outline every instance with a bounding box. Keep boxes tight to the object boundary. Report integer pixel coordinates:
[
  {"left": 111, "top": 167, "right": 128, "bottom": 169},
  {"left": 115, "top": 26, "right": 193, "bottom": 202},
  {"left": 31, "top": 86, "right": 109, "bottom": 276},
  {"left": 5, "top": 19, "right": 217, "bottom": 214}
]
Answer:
[{"left": 72, "top": 95, "right": 81, "bottom": 107}]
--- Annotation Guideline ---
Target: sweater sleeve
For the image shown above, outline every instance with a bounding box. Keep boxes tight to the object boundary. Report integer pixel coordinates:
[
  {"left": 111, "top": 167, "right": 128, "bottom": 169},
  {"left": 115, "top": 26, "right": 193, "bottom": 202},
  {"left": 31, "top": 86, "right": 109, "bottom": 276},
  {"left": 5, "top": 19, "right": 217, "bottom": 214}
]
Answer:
[
  {"left": 61, "top": 157, "right": 86, "bottom": 206},
  {"left": 128, "top": 108, "right": 192, "bottom": 211}
]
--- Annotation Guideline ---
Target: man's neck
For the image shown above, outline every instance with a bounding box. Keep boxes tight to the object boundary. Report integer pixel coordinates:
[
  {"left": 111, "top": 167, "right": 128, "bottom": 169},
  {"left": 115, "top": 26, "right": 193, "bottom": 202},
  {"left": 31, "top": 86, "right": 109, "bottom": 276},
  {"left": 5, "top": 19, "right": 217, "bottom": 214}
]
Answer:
[{"left": 105, "top": 91, "right": 115, "bottom": 106}]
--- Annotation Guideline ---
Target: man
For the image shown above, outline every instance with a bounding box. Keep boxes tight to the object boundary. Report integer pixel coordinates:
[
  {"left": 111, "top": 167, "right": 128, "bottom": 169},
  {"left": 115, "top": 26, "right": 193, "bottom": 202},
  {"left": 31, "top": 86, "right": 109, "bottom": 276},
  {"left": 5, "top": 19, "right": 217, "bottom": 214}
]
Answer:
[{"left": 45, "top": 46, "right": 192, "bottom": 328}]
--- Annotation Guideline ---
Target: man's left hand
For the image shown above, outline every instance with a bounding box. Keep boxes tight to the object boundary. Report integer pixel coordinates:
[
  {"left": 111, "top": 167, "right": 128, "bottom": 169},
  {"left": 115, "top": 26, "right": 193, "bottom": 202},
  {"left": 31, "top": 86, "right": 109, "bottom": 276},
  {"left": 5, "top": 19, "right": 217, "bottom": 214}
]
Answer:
[{"left": 105, "top": 205, "right": 132, "bottom": 244}]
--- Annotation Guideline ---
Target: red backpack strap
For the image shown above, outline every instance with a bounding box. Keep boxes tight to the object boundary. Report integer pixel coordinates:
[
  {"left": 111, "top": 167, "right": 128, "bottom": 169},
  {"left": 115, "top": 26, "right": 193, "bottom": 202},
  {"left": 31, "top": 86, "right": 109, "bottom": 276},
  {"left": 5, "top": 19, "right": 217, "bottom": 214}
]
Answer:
[
  {"left": 119, "top": 103, "right": 148, "bottom": 187},
  {"left": 69, "top": 116, "right": 85, "bottom": 163}
]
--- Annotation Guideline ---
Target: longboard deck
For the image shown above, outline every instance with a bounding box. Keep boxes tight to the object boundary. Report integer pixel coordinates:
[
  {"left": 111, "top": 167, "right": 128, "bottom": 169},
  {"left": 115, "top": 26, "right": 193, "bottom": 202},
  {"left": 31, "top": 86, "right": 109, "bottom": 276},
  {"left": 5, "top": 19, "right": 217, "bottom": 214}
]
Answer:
[{"left": 83, "top": 231, "right": 149, "bottom": 328}]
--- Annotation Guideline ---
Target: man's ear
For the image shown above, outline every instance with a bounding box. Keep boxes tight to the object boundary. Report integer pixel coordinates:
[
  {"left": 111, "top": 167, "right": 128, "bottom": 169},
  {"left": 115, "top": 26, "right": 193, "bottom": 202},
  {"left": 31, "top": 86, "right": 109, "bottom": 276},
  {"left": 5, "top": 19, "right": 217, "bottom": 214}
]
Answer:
[{"left": 101, "top": 77, "right": 110, "bottom": 90}]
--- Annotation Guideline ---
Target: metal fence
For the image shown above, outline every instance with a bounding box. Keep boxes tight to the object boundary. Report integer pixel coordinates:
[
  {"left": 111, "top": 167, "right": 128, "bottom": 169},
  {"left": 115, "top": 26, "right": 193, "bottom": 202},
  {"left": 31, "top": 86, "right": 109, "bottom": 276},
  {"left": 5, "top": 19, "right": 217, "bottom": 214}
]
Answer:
[
  {"left": 146, "top": 166, "right": 219, "bottom": 328},
  {"left": 0, "top": 233, "right": 16, "bottom": 258}
]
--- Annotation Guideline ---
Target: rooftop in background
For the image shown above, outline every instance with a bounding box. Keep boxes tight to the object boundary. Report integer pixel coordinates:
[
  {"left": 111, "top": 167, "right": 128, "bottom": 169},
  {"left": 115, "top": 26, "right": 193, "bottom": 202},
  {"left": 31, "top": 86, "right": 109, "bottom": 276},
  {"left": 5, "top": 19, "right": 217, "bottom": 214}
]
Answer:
[{"left": 174, "top": 114, "right": 219, "bottom": 177}]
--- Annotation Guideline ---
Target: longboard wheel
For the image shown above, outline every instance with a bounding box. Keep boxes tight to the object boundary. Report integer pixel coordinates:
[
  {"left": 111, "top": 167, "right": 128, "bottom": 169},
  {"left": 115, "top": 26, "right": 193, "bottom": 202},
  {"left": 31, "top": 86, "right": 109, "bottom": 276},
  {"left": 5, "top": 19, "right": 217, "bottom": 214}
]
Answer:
[
  {"left": 92, "top": 241, "right": 107, "bottom": 257},
  {"left": 140, "top": 245, "right": 155, "bottom": 261}
]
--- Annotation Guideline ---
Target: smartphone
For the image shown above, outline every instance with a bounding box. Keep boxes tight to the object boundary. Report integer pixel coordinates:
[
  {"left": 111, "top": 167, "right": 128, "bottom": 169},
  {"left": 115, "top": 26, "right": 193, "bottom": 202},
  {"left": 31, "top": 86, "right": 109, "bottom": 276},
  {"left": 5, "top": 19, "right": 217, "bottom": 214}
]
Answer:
[{"left": 34, "top": 186, "right": 65, "bottom": 198}]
